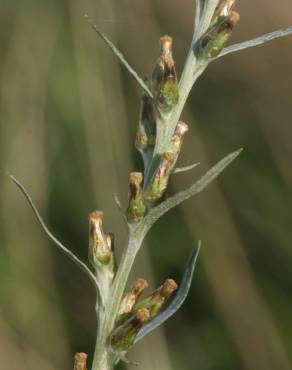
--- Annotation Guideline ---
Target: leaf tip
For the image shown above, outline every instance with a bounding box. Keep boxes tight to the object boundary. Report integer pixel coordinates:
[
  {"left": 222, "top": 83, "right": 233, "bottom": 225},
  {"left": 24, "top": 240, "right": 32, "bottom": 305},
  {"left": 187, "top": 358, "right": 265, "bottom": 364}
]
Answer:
[
  {"left": 9, "top": 174, "right": 20, "bottom": 187},
  {"left": 197, "top": 240, "right": 202, "bottom": 252},
  {"left": 231, "top": 147, "right": 244, "bottom": 159}
]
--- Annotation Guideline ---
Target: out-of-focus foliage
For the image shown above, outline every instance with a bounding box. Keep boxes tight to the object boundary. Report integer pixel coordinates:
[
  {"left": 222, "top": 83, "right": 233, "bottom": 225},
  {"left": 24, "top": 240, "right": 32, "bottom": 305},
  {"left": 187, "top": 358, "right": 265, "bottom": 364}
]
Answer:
[{"left": 1, "top": 1, "right": 292, "bottom": 370}]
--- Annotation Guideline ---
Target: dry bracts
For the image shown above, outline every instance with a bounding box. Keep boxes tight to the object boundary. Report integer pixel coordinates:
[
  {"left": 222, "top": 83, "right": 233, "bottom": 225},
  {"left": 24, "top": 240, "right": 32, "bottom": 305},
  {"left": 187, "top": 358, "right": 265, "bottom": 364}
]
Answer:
[
  {"left": 126, "top": 172, "right": 147, "bottom": 223},
  {"left": 134, "top": 279, "right": 178, "bottom": 319},
  {"left": 116, "top": 278, "right": 149, "bottom": 324},
  {"left": 152, "top": 35, "right": 179, "bottom": 112},
  {"left": 144, "top": 152, "right": 175, "bottom": 203},
  {"left": 112, "top": 277, "right": 178, "bottom": 354},
  {"left": 167, "top": 121, "right": 189, "bottom": 170},
  {"left": 199, "top": 0, "right": 239, "bottom": 59},
  {"left": 138, "top": 121, "right": 189, "bottom": 206},
  {"left": 111, "top": 308, "right": 150, "bottom": 353},
  {"left": 74, "top": 353, "right": 87, "bottom": 370},
  {"left": 212, "top": 0, "right": 236, "bottom": 23},
  {"left": 136, "top": 86, "right": 156, "bottom": 154},
  {"left": 105, "top": 232, "right": 115, "bottom": 253},
  {"left": 88, "top": 211, "right": 113, "bottom": 267}
]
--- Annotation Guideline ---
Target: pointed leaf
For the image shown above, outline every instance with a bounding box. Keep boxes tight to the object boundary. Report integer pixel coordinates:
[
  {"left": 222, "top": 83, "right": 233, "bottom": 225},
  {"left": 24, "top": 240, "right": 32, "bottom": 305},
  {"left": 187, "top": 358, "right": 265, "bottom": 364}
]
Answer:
[
  {"left": 135, "top": 243, "right": 201, "bottom": 343},
  {"left": 217, "top": 27, "right": 292, "bottom": 59},
  {"left": 114, "top": 194, "right": 123, "bottom": 213},
  {"left": 173, "top": 162, "right": 200, "bottom": 174},
  {"left": 141, "top": 148, "right": 242, "bottom": 235},
  {"left": 85, "top": 15, "right": 153, "bottom": 98},
  {"left": 96, "top": 149, "right": 242, "bottom": 337},
  {"left": 10, "top": 175, "right": 102, "bottom": 300},
  {"left": 119, "top": 355, "right": 139, "bottom": 367}
]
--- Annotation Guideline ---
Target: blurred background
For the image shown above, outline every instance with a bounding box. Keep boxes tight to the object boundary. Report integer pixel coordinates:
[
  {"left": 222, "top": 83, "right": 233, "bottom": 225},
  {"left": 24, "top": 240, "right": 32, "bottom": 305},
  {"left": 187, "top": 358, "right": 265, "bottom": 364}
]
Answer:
[{"left": 1, "top": 0, "right": 292, "bottom": 369}]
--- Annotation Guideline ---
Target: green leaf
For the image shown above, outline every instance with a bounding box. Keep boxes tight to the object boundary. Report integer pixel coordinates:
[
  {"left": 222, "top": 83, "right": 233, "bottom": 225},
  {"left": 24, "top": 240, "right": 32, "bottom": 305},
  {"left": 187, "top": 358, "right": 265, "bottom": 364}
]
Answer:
[
  {"left": 217, "top": 27, "right": 292, "bottom": 59},
  {"left": 85, "top": 15, "right": 153, "bottom": 99},
  {"left": 173, "top": 162, "right": 200, "bottom": 174},
  {"left": 97, "top": 149, "right": 242, "bottom": 341},
  {"left": 118, "top": 355, "right": 139, "bottom": 366},
  {"left": 135, "top": 243, "right": 201, "bottom": 343},
  {"left": 141, "top": 148, "right": 243, "bottom": 235},
  {"left": 10, "top": 175, "right": 102, "bottom": 300},
  {"left": 114, "top": 194, "right": 123, "bottom": 212}
]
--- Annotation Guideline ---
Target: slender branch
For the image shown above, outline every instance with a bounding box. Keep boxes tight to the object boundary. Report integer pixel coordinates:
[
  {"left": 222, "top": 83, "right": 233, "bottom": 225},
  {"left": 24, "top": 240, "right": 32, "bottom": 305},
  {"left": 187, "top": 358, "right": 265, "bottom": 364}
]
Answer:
[
  {"left": 91, "top": 230, "right": 141, "bottom": 370},
  {"left": 10, "top": 175, "right": 102, "bottom": 298},
  {"left": 95, "top": 147, "right": 242, "bottom": 357},
  {"left": 142, "top": 148, "right": 243, "bottom": 236},
  {"left": 217, "top": 26, "right": 292, "bottom": 59}
]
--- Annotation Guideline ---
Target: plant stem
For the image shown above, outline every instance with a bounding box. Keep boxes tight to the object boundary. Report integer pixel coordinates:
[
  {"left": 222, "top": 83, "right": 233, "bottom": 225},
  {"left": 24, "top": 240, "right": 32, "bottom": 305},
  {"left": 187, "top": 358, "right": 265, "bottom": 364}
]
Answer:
[
  {"left": 91, "top": 225, "right": 144, "bottom": 370},
  {"left": 154, "top": 50, "right": 207, "bottom": 156},
  {"left": 91, "top": 265, "right": 115, "bottom": 370},
  {"left": 91, "top": 46, "right": 209, "bottom": 370}
]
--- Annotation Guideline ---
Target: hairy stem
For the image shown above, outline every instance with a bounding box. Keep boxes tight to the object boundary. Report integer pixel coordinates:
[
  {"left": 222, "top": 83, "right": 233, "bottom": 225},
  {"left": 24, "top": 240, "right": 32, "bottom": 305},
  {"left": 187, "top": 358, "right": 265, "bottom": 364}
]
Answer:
[
  {"left": 91, "top": 225, "right": 143, "bottom": 370},
  {"left": 154, "top": 50, "right": 207, "bottom": 156}
]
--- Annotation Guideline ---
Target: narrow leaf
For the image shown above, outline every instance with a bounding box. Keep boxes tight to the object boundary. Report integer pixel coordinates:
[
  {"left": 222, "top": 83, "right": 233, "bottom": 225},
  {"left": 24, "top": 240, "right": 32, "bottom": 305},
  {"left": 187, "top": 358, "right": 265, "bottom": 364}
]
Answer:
[
  {"left": 142, "top": 148, "right": 242, "bottom": 234},
  {"left": 173, "top": 162, "right": 200, "bottom": 174},
  {"left": 135, "top": 243, "right": 201, "bottom": 343},
  {"left": 119, "top": 355, "right": 139, "bottom": 366},
  {"left": 217, "top": 27, "right": 292, "bottom": 59},
  {"left": 85, "top": 15, "right": 153, "bottom": 99},
  {"left": 10, "top": 175, "right": 102, "bottom": 299},
  {"left": 114, "top": 194, "right": 123, "bottom": 213}
]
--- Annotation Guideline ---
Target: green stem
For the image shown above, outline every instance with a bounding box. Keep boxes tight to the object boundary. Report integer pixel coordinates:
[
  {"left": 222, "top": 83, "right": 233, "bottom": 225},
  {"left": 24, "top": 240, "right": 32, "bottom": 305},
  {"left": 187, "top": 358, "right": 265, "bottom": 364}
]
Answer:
[
  {"left": 91, "top": 225, "right": 144, "bottom": 370},
  {"left": 91, "top": 266, "right": 115, "bottom": 370},
  {"left": 154, "top": 50, "right": 207, "bottom": 156},
  {"left": 91, "top": 52, "right": 209, "bottom": 370},
  {"left": 90, "top": 9, "right": 219, "bottom": 369}
]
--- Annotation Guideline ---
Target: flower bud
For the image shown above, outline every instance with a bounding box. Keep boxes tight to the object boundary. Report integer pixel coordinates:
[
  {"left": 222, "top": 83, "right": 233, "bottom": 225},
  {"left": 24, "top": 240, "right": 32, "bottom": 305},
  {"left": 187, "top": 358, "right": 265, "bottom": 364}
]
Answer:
[
  {"left": 212, "top": 0, "right": 236, "bottom": 24},
  {"left": 74, "top": 353, "right": 87, "bottom": 370},
  {"left": 126, "top": 172, "right": 147, "bottom": 223},
  {"left": 167, "top": 121, "right": 189, "bottom": 170},
  {"left": 144, "top": 152, "right": 175, "bottom": 203},
  {"left": 199, "top": 9, "right": 240, "bottom": 59},
  {"left": 105, "top": 232, "right": 114, "bottom": 252},
  {"left": 152, "top": 35, "right": 179, "bottom": 112},
  {"left": 88, "top": 211, "right": 113, "bottom": 266},
  {"left": 134, "top": 279, "right": 178, "bottom": 319},
  {"left": 105, "top": 232, "right": 115, "bottom": 272},
  {"left": 116, "top": 278, "right": 149, "bottom": 324},
  {"left": 111, "top": 308, "right": 150, "bottom": 352},
  {"left": 136, "top": 82, "right": 156, "bottom": 154}
]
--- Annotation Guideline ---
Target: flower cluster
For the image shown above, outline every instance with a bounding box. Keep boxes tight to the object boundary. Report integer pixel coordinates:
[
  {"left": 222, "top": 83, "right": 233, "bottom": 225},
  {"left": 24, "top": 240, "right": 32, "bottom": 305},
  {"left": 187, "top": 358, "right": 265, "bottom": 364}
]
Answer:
[
  {"left": 198, "top": 0, "right": 240, "bottom": 59},
  {"left": 74, "top": 353, "right": 88, "bottom": 370},
  {"left": 128, "top": 36, "right": 187, "bottom": 222},
  {"left": 88, "top": 208, "right": 178, "bottom": 355},
  {"left": 86, "top": 0, "right": 240, "bottom": 362},
  {"left": 111, "top": 278, "right": 178, "bottom": 353}
]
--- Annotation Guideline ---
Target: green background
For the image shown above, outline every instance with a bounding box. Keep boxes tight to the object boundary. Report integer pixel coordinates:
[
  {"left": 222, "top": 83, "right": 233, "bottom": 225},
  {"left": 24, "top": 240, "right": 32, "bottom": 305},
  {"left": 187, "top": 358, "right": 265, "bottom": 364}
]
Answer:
[{"left": 1, "top": 1, "right": 292, "bottom": 370}]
